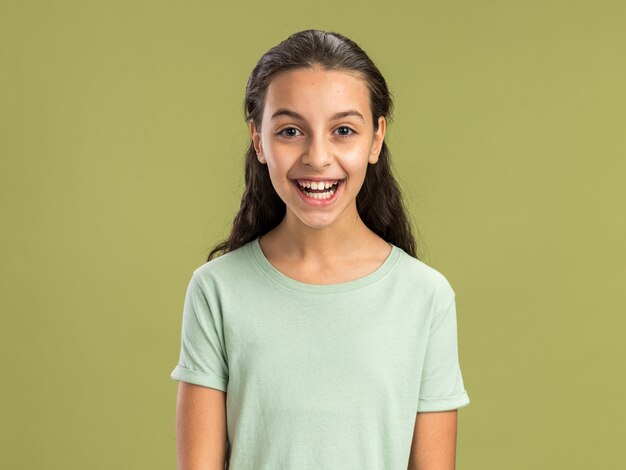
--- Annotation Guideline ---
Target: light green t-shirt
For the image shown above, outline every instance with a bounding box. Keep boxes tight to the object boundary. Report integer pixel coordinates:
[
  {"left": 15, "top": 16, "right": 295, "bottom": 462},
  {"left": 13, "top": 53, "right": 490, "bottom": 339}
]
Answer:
[{"left": 170, "top": 236, "right": 470, "bottom": 469}]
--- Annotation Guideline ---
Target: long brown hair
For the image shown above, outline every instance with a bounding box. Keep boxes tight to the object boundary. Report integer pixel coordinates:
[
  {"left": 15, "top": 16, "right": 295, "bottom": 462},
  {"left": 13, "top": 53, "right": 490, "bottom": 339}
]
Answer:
[{"left": 207, "top": 29, "right": 422, "bottom": 261}]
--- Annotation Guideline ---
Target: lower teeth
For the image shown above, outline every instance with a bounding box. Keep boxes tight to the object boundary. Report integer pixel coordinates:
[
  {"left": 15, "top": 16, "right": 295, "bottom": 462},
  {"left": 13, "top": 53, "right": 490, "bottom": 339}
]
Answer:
[{"left": 303, "top": 189, "right": 335, "bottom": 199}]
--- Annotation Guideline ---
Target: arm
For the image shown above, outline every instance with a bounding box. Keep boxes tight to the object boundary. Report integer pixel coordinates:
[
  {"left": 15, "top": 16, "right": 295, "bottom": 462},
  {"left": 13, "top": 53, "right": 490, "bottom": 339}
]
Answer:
[
  {"left": 175, "top": 381, "right": 228, "bottom": 470},
  {"left": 408, "top": 410, "right": 458, "bottom": 470}
]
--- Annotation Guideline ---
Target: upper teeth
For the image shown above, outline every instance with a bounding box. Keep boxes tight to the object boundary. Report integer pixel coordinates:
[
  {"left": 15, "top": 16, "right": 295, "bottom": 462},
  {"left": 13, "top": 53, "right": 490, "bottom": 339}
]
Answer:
[{"left": 296, "top": 180, "right": 339, "bottom": 190}]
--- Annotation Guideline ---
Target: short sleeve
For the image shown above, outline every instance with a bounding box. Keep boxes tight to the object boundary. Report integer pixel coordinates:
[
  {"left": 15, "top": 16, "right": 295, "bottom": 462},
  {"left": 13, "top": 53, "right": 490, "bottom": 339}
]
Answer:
[
  {"left": 169, "top": 273, "right": 229, "bottom": 392},
  {"left": 417, "top": 295, "right": 470, "bottom": 412}
]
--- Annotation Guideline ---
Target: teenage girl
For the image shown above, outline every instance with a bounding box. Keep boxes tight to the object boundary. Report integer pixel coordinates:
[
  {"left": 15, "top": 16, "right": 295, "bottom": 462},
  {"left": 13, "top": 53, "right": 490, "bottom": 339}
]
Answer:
[{"left": 171, "top": 29, "right": 470, "bottom": 470}]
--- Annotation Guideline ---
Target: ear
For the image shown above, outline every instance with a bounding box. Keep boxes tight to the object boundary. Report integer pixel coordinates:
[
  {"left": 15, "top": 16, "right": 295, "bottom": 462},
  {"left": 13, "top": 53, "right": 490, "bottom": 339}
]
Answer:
[
  {"left": 368, "top": 116, "right": 386, "bottom": 164},
  {"left": 249, "top": 119, "right": 266, "bottom": 164}
]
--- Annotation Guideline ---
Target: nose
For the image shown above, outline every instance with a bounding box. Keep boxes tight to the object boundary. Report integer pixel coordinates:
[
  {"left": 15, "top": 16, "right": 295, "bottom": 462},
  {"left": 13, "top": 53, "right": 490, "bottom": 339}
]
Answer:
[{"left": 301, "top": 133, "right": 333, "bottom": 170}]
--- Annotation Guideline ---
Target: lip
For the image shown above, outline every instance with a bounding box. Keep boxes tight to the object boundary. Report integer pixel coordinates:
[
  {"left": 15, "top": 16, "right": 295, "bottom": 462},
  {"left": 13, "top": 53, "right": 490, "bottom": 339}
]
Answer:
[
  {"left": 291, "top": 179, "right": 344, "bottom": 207},
  {"left": 291, "top": 177, "right": 345, "bottom": 182}
]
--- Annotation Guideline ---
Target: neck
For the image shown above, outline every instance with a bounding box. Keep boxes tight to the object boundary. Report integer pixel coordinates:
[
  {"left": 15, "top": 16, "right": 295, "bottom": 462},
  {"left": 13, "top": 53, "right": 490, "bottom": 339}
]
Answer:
[{"left": 265, "top": 210, "right": 376, "bottom": 261}]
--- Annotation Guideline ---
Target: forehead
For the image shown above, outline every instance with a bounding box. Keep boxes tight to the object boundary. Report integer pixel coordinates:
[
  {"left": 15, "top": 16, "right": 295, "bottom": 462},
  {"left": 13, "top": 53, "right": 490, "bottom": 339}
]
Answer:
[{"left": 264, "top": 67, "right": 370, "bottom": 120}]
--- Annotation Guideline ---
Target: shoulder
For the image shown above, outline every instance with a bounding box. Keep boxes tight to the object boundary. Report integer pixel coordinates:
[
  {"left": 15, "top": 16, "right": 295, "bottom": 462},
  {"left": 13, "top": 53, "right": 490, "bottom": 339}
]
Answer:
[
  {"left": 393, "top": 248, "right": 456, "bottom": 308},
  {"left": 191, "top": 240, "right": 255, "bottom": 290}
]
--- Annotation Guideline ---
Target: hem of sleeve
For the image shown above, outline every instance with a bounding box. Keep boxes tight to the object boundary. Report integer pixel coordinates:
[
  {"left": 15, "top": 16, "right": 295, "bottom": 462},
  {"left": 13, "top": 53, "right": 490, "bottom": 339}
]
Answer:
[
  {"left": 417, "top": 390, "right": 470, "bottom": 412},
  {"left": 170, "top": 365, "right": 228, "bottom": 392}
]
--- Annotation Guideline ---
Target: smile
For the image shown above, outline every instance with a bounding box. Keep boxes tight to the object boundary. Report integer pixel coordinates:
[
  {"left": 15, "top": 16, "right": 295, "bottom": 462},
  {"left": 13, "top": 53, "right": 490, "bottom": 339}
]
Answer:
[{"left": 290, "top": 179, "right": 345, "bottom": 205}]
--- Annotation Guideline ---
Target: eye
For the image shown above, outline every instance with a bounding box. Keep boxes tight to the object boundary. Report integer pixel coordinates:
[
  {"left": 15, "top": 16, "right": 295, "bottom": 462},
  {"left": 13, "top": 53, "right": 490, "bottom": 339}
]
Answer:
[
  {"left": 277, "top": 127, "right": 302, "bottom": 139},
  {"left": 335, "top": 126, "right": 356, "bottom": 137}
]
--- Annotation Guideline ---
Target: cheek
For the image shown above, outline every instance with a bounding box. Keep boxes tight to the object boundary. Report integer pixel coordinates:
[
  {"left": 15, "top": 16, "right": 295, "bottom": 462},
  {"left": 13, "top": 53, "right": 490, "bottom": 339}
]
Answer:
[
  {"left": 341, "top": 147, "right": 371, "bottom": 170},
  {"left": 264, "top": 143, "right": 296, "bottom": 167},
  {"left": 264, "top": 161, "right": 290, "bottom": 189}
]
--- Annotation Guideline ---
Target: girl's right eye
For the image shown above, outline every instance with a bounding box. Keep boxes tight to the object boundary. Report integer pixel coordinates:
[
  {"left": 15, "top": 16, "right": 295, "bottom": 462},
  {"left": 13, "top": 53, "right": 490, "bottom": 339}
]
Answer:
[{"left": 277, "top": 127, "right": 302, "bottom": 139}]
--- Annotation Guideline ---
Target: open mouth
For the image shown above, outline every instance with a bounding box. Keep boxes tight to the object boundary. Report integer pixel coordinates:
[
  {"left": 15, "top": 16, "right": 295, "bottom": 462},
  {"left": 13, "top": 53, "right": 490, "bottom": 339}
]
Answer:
[{"left": 291, "top": 179, "right": 344, "bottom": 200}]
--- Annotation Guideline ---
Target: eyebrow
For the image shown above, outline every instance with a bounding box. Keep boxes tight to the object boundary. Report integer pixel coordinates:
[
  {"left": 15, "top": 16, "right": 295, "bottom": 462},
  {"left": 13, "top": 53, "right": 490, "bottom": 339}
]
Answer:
[{"left": 270, "top": 108, "right": 365, "bottom": 123}]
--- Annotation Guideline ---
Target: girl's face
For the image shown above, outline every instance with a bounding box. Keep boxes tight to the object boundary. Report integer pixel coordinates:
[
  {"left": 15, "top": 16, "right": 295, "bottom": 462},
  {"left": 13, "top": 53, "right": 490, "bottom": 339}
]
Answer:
[{"left": 250, "top": 66, "right": 386, "bottom": 232}]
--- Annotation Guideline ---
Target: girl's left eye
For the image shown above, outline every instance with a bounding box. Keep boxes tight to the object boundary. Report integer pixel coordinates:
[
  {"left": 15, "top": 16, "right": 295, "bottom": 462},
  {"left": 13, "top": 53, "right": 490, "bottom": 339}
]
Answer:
[{"left": 335, "top": 126, "right": 355, "bottom": 137}]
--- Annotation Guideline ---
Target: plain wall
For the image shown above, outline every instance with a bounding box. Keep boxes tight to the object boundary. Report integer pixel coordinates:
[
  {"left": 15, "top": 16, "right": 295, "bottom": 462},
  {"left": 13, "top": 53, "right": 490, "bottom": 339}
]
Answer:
[{"left": 1, "top": 1, "right": 624, "bottom": 468}]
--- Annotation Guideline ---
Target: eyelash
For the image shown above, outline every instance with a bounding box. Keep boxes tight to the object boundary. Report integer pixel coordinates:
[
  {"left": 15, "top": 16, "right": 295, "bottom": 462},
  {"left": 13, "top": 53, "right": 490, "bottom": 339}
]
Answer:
[{"left": 276, "top": 126, "right": 356, "bottom": 139}]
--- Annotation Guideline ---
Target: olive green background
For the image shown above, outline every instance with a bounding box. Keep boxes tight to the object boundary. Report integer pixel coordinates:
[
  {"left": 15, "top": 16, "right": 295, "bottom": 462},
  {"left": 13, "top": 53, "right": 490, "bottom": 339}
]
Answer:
[{"left": 1, "top": 1, "right": 624, "bottom": 469}]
